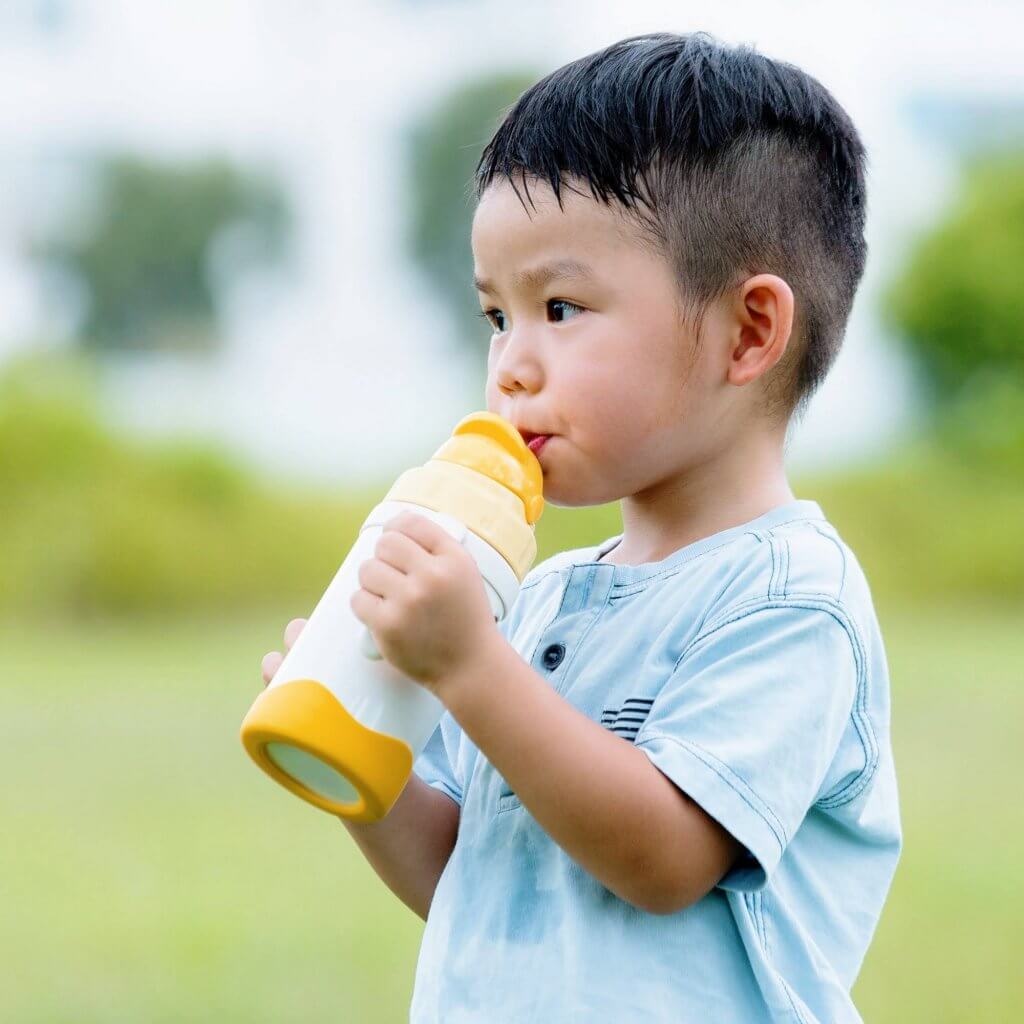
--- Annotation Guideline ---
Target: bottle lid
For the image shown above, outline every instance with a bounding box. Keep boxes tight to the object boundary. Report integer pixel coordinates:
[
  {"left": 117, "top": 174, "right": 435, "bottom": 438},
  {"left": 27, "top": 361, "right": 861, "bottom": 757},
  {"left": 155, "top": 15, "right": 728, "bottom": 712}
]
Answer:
[{"left": 431, "top": 411, "right": 544, "bottom": 524}]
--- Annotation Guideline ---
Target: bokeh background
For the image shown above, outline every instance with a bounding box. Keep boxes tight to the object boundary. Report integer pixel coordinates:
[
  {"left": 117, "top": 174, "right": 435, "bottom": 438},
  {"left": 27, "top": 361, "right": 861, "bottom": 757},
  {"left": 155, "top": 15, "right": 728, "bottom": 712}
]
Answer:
[{"left": 2, "top": 1, "right": 1022, "bottom": 1020}]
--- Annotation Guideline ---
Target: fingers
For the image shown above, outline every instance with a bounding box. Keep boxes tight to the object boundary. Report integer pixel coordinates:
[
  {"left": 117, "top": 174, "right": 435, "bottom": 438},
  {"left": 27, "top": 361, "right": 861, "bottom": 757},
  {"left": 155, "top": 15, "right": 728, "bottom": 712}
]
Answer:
[
  {"left": 284, "top": 617, "right": 307, "bottom": 651},
  {"left": 261, "top": 650, "right": 283, "bottom": 686},
  {"left": 260, "top": 617, "right": 307, "bottom": 687},
  {"left": 374, "top": 529, "right": 423, "bottom": 573},
  {"left": 358, "top": 556, "right": 406, "bottom": 597},
  {"left": 382, "top": 512, "right": 449, "bottom": 556}
]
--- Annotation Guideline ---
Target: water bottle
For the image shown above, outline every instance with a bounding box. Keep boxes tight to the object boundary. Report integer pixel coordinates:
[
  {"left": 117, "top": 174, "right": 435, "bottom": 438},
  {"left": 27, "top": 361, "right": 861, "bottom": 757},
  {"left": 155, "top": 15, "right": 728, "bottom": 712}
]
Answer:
[{"left": 240, "top": 410, "right": 544, "bottom": 822}]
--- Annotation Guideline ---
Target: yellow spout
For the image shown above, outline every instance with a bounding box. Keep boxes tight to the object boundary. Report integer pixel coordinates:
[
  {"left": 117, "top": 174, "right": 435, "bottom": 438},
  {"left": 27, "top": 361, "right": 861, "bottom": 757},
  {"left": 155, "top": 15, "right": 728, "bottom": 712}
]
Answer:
[{"left": 432, "top": 411, "right": 545, "bottom": 524}]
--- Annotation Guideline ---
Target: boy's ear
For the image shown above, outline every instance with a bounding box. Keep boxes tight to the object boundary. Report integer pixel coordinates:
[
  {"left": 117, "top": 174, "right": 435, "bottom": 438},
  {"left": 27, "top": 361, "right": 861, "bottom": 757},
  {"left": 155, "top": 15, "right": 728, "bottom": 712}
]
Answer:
[{"left": 726, "top": 274, "right": 794, "bottom": 388}]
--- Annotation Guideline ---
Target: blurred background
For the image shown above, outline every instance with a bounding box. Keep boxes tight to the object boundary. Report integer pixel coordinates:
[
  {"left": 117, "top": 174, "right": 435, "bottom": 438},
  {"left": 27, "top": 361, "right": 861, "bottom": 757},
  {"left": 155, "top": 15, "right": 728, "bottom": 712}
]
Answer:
[{"left": 2, "top": 1, "right": 1022, "bottom": 1020}]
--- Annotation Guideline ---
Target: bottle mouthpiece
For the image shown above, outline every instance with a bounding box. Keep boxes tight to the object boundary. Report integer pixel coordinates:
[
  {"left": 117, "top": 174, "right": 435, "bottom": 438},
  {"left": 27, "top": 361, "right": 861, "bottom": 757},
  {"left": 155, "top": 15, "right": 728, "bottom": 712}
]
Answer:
[{"left": 432, "top": 411, "right": 544, "bottom": 524}]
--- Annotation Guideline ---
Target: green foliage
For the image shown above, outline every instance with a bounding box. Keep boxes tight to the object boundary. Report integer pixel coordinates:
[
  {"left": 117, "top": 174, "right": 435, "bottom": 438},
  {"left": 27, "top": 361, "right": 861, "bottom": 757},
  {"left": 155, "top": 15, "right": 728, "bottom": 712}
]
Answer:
[
  {"left": 32, "top": 154, "right": 290, "bottom": 354},
  {"left": 932, "top": 372, "right": 1024, "bottom": 477},
  {"left": 882, "top": 148, "right": 1024, "bottom": 403},
  {"left": 802, "top": 445, "right": 1024, "bottom": 605},
  {"left": 0, "top": 350, "right": 374, "bottom": 619},
  {"left": 405, "top": 70, "right": 539, "bottom": 368}
]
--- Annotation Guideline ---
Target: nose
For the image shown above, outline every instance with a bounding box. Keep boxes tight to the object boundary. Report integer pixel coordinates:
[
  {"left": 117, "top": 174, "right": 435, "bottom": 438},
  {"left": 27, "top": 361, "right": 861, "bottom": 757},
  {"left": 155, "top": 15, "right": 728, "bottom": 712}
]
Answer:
[{"left": 492, "top": 325, "right": 543, "bottom": 396}]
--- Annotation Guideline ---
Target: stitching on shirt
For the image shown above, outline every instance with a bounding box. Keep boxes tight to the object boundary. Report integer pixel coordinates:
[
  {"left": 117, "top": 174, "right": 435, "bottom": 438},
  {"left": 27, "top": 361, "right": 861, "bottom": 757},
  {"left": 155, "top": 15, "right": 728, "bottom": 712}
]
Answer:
[
  {"left": 596, "top": 532, "right": 762, "bottom": 597},
  {"left": 523, "top": 575, "right": 573, "bottom": 666},
  {"left": 554, "top": 570, "right": 574, "bottom": 618},
  {"left": 766, "top": 532, "right": 790, "bottom": 600},
  {"left": 636, "top": 730, "right": 787, "bottom": 853},
  {"left": 744, "top": 892, "right": 768, "bottom": 954},
  {"left": 697, "top": 595, "right": 878, "bottom": 808},
  {"left": 811, "top": 522, "right": 848, "bottom": 600},
  {"left": 523, "top": 567, "right": 597, "bottom": 681},
  {"left": 745, "top": 893, "right": 800, "bottom": 1024},
  {"left": 779, "top": 976, "right": 812, "bottom": 1024},
  {"left": 579, "top": 564, "right": 596, "bottom": 608},
  {"left": 495, "top": 791, "right": 522, "bottom": 815},
  {"left": 747, "top": 893, "right": 759, "bottom": 948},
  {"left": 551, "top": 596, "right": 613, "bottom": 698},
  {"left": 758, "top": 892, "right": 770, "bottom": 957},
  {"left": 678, "top": 595, "right": 880, "bottom": 811},
  {"left": 694, "top": 531, "right": 764, "bottom": 635},
  {"left": 759, "top": 890, "right": 771, "bottom": 957},
  {"left": 517, "top": 514, "right": 825, "bottom": 593}
]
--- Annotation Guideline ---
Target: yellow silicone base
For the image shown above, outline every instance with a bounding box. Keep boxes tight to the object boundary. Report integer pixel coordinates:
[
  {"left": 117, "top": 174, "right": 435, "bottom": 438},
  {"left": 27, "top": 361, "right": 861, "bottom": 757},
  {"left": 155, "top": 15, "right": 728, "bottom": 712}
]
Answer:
[{"left": 240, "top": 680, "right": 414, "bottom": 822}]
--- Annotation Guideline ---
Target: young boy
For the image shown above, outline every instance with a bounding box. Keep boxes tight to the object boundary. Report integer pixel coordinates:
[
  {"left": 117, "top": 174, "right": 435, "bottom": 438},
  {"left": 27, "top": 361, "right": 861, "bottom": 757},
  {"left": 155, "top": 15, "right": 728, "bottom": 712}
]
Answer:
[{"left": 261, "top": 31, "right": 901, "bottom": 1023}]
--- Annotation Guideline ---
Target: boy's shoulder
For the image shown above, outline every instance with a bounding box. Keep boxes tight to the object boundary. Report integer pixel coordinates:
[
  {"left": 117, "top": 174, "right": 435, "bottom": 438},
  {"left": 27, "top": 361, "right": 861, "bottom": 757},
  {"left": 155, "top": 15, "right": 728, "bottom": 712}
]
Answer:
[{"left": 703, "top": 508, "right": 875, "bottom": 619}]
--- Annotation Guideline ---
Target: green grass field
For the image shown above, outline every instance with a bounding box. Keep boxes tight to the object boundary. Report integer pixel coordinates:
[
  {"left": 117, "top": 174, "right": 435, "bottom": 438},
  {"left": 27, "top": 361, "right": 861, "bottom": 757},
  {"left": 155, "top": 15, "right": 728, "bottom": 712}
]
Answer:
[{"left": 2, "top": 602, "right": 1021, "bottom": 1022}]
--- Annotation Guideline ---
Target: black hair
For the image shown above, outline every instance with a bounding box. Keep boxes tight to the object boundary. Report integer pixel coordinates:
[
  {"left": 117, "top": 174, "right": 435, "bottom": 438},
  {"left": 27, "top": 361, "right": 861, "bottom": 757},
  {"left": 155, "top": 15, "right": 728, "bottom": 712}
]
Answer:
[{"left": 474, "top": 31, "right": 868, "bottom": 417}]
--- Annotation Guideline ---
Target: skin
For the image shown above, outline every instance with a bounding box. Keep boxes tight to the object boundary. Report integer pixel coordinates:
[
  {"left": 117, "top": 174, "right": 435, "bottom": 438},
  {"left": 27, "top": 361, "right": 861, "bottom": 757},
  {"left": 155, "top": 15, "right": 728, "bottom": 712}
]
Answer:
[{"left": 261, "top": 173, "right": 799, "bottom": 915}]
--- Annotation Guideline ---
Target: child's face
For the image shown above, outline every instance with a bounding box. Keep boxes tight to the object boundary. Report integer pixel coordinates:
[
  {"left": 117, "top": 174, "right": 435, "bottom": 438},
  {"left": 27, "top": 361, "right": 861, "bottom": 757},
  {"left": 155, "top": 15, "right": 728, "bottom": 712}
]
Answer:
[{"left": 472, "top": 175, "right": 736, "bottom": 508}]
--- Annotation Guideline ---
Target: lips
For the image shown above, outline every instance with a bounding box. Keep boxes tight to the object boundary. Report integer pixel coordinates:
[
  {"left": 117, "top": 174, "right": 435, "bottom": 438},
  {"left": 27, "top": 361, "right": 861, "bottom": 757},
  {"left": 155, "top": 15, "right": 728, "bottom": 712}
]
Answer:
[{"left": 517, "top": 428, "right": 551, "bottom": 456}]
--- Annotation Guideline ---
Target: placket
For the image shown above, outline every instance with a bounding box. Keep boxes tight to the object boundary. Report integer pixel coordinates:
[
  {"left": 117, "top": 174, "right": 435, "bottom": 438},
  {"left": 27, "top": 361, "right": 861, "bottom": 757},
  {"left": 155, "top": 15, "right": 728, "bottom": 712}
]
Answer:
[{"left": 528, "top": 562, "right": 616, "bottom": 696}]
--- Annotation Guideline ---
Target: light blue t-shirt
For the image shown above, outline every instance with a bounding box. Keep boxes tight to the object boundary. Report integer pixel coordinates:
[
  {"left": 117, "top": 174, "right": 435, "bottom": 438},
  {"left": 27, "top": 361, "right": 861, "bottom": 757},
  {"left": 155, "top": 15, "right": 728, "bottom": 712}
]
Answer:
[{"left": 410, "top": 499, "right": 902, "bottom": 1023}]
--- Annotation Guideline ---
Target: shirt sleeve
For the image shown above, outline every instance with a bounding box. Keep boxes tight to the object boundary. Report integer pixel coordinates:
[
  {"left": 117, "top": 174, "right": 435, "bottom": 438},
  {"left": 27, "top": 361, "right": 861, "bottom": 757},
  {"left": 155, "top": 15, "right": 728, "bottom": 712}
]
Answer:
[
  {"left": 412, "top": 709, "right": 464, "bottom": 806},
  {"left": 633, "top": 601, "right": 860, "bottom": 891}
]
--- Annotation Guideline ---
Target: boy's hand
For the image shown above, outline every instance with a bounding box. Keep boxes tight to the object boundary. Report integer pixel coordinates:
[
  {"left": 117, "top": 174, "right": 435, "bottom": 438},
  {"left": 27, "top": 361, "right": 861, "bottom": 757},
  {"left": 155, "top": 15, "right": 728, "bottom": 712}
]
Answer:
[
  {"left": 350, "top": 511, "right": 498, "bottom": 697},
  {"left": 260, "top": 616, "right": 307, "bottom": 686}
]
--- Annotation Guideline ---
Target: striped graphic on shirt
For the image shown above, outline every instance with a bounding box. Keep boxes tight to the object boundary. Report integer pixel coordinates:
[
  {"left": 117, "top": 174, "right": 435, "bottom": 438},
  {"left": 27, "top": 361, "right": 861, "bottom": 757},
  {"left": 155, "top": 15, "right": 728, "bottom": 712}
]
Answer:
[{"left": 600, "top": 698, "right": 654, "bottom": 742}]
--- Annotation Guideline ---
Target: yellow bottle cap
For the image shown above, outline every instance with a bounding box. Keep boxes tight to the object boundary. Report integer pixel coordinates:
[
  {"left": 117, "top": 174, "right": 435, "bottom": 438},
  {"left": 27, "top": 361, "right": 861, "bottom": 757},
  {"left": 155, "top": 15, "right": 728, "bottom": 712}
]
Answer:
[{"left": 431, "top": 411, "right": 545, "bottom": 525}]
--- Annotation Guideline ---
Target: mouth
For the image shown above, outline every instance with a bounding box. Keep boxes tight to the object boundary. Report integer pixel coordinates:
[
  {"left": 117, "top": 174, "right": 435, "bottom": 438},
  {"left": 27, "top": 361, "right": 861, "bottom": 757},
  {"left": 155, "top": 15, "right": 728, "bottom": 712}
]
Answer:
[{"left": 517, "top": 428, "right": 552, "bottom": 456}]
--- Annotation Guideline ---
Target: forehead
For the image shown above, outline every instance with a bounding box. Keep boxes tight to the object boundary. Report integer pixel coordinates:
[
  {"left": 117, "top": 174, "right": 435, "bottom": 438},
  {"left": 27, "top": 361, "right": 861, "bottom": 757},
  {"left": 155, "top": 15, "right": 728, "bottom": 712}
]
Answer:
[{"left": 471, "top": 176, "right": 648, "bottom": 267}]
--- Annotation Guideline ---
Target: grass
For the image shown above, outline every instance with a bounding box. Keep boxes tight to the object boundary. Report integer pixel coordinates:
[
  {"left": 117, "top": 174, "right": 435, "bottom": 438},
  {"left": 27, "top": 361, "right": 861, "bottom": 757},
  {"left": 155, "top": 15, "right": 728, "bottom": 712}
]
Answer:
[{"left": 1, "top": 601, "right": 1022, "bottom": 1022}]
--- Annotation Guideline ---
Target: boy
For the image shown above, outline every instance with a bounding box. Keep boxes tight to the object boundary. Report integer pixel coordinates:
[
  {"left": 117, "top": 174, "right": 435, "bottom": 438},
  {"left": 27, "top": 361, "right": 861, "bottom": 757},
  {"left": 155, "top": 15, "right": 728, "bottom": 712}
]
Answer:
[{"left": 261, "top": 31, "right": 901, "bottom": 1023}]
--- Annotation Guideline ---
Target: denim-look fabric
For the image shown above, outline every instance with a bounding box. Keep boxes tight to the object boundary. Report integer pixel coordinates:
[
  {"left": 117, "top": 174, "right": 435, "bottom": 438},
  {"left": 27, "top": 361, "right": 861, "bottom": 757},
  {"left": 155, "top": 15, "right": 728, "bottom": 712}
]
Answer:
[{"left": 410, "top": 500, "right": 901, "bottom": 1023}]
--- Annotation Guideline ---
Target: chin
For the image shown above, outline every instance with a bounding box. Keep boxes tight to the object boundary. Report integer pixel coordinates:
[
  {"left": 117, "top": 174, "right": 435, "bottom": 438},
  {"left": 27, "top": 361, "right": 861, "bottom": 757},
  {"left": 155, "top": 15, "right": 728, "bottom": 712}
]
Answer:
[{"left": 539, "top": 475, "right": 613, "bottom": 510}]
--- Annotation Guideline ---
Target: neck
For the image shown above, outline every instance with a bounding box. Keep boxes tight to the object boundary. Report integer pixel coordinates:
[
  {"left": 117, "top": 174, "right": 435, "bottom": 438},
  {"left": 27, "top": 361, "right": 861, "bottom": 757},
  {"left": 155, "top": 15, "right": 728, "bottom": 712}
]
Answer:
[{"left": 607, "top": 426, "right": 794, "bottom": 565}]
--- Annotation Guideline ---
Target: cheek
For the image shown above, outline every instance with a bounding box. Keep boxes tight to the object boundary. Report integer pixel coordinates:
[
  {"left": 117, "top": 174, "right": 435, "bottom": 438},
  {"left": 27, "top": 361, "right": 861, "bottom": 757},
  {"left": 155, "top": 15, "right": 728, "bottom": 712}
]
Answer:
[
  {"left": 573, "top": 378, "right": 659, "bottom": 454},
  {"left": 594, "top": 365, "right": 693, "bottom": 458},
  {"left": 483, "top": 356, "right": 503, "bottom": 407}
]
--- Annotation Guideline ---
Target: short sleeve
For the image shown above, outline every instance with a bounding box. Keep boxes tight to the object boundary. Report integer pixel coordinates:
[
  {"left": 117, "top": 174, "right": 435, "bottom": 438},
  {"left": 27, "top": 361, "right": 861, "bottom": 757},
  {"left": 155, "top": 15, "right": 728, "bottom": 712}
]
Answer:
[
  {"left": 634, "top": 602, "right": 860, "bottom": 891},
  {"left": 412, "top": 709, "right": 464, "bottom": 806}
]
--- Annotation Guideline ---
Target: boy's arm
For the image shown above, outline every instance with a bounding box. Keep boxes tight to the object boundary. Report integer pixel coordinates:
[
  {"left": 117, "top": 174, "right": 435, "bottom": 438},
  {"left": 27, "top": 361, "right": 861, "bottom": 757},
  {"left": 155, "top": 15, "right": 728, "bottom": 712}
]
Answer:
[
  {"left": 437, "top": 634, "right": 743, "bottom": 916},
  {"left": 262, "top": 617, "right": 458, "bottom": 923},
  {"left": 341, "top": 772, "right": 459, "bottom": 922}
]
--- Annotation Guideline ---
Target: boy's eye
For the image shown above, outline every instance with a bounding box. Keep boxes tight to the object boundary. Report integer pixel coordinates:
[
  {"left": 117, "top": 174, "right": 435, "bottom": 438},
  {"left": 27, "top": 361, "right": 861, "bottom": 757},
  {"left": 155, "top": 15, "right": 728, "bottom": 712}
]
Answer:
[
  {"left": 478, "top": 308, "right": 507, "bottom": 333},
  {"left": 548, "top": 299, "right": 581, "bottom": 321},
  {"left": 476, "top": 300, "right": 584, "bottom": 334}
]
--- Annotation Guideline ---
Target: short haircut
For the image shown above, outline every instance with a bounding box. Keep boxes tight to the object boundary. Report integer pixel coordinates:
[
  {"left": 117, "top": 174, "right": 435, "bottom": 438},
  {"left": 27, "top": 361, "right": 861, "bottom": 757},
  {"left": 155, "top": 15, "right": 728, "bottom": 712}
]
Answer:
[{"left": 474, "top": 31, "right": 868, "bottom": 418}]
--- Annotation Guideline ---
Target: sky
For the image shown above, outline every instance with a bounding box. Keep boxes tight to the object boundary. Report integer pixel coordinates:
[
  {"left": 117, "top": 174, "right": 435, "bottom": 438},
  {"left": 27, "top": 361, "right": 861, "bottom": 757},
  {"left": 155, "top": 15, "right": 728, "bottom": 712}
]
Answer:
[{"left": 1, "top": 0, "right": 1022, "bottom": 486}]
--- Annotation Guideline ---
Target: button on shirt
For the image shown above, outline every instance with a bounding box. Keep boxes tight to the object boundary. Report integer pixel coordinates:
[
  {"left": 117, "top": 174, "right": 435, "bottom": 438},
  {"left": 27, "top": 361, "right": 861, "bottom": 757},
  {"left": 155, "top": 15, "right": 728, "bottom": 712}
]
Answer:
[{"left": 411, "top": 500, "right": 902, "bottom": 1023}]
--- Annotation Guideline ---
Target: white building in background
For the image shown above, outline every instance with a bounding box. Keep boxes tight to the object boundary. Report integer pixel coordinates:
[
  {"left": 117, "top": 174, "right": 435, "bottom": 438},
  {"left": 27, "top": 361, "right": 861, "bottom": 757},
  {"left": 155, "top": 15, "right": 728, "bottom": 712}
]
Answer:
[{"left": 1, "top": 0, "right": 1020, "bottom": 487}]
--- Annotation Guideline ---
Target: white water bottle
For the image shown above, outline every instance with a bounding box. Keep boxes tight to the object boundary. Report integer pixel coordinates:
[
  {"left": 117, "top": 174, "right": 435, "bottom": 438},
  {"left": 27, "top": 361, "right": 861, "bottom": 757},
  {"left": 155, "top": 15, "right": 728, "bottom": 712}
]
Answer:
[{"left": 240, "top": 411, "right": 544, "bottom": 821}]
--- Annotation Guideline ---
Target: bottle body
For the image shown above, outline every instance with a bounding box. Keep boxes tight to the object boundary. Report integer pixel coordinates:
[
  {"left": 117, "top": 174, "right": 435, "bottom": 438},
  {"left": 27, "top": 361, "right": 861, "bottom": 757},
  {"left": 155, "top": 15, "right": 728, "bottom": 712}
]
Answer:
[
  {"left": 242, "top": 499, "right": 521, "bottom": 820},
  {"left": 241, "top": 409, "right": 544, "bottom": 822}
]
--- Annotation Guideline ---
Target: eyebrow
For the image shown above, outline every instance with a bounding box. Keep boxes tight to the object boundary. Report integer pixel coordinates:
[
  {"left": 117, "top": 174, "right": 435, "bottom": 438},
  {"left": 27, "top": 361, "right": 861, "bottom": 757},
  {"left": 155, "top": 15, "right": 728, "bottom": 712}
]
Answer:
[{"left": 473, "top": 259, "right": 595, "bottom": 296}]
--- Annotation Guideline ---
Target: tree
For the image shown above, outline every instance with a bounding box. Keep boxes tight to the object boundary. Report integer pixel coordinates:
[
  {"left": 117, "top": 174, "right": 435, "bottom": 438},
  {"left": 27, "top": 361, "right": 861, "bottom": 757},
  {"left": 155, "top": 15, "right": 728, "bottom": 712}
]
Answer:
[
  {"left": 404, "top": 70, "right": 539, "bottom": 380},
  {"left": 883, "top": 149, "right": 1024, "bottom": 403},
  {"left": 33, "top": 154, "right": 291, "bottom": 354}
]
